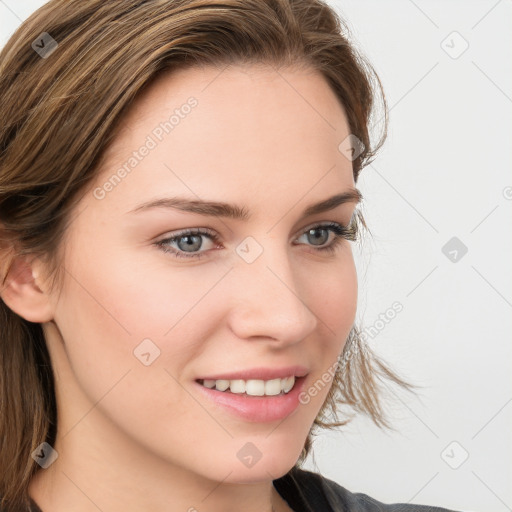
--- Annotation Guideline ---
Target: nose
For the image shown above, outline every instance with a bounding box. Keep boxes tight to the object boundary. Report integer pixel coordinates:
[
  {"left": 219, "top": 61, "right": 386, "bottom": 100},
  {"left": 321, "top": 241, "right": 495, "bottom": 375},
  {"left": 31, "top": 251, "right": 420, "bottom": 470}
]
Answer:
[{"left": 225, "top": 239, "right": 319, "bottom": 347}]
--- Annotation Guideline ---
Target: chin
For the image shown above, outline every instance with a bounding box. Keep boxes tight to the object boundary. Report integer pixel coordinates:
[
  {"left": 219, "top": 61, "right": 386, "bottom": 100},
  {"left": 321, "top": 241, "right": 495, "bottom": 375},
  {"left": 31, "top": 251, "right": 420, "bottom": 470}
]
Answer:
[{"left": 217, "top": 438, "right": 304, "bottom": 484}]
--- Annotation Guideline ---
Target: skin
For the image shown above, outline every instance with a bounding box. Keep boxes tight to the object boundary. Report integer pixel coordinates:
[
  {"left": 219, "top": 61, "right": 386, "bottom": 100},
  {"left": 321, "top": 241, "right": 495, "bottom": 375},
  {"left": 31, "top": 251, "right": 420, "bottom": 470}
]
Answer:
[{"left": 4, "top": 63, "right": 359, "bottom": 512}]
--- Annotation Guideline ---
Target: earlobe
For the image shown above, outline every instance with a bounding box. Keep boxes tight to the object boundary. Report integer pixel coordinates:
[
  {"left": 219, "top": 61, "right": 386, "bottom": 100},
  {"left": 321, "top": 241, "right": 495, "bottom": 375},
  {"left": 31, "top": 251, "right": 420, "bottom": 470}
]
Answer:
[{"left": 0, "top": 254, "right": 54, "bottom": 323}]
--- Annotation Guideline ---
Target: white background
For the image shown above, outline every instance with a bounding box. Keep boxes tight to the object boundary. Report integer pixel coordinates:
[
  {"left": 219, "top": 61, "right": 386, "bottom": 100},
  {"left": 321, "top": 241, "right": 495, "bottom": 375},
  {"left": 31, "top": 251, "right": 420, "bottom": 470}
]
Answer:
[{"left": 1, "top": 1, "right": 510, "bottom": 511}]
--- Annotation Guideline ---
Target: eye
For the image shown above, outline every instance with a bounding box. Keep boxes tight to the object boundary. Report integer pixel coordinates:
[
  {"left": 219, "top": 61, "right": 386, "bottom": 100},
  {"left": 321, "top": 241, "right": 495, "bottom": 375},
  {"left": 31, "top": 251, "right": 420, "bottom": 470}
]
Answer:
[
  {"left": 154, "top": 219, "right": 359, "bottom": 260},
  {"left": 154, "top": 228, "right": 220, "bottom": 260},
  {"left": 295, "top": 221, "right": 358, "bottom": 255}
]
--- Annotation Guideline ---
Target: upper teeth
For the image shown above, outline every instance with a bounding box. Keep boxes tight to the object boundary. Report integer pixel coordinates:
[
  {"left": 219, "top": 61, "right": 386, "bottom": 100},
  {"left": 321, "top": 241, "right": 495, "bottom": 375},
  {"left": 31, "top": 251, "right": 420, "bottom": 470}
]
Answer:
[{"left": 201, "top": 376, "right": 295, "bottom": 396}]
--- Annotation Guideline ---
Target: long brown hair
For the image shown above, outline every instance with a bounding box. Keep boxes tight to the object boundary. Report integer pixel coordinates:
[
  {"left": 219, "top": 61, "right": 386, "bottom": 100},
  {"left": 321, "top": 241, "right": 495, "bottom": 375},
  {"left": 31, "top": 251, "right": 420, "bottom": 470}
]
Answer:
[{"left": 0, "top": 0, "right": 417, "bottom": 509}]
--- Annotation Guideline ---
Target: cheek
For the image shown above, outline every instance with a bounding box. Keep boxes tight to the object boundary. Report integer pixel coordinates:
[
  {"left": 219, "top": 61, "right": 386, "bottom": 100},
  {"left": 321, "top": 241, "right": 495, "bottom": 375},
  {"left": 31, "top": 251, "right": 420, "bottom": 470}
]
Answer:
[
  {"left": 298, "top": 251, "right": 357, "bottom": 407},
  {"left": 52, "top": 265, "right": 213, "bottom": 458},
  {"left": 321, "top": 265, "right": 357, "bottom": 325},
  {"left": 305, "top": 249, "right": 358, "bottom": 339},
  {"left": 54, "top": 250, "right": 230, "bottom": 393}
]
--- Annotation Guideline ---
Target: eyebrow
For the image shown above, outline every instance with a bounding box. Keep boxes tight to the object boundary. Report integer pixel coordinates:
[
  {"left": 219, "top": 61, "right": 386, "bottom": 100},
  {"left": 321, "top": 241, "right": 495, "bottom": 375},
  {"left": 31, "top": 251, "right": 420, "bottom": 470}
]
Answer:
[{"left": 127, "top": 187, "right": 362, "bottom": 220}]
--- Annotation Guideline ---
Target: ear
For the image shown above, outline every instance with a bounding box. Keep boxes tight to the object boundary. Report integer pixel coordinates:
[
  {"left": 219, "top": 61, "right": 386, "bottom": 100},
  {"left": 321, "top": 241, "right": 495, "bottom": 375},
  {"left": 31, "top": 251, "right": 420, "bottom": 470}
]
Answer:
[{"left": 0, "top": 254, "right": 54, "bottom": 323}]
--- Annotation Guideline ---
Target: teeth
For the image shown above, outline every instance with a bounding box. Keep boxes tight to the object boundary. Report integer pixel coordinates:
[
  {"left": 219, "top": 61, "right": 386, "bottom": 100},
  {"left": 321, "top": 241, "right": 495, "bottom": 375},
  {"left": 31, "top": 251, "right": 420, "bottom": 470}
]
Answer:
[
  {"left": 230, "top": 379, "right": 246, "bottom": 394},
  {"left": 200, "top": 376, "right": 296, "bottom": 395}
]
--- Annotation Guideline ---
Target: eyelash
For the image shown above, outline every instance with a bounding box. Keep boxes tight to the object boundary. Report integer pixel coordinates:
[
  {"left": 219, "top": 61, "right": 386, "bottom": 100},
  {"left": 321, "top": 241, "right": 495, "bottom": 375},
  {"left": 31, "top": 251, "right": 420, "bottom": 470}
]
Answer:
[{"left": 154, "top": 220, "right": 359, "bottom": 260}]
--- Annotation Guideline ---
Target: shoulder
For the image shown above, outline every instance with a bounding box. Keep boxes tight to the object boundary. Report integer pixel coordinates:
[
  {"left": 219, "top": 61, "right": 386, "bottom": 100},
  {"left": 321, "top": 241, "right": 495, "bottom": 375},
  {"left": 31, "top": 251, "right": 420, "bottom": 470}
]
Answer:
[{"left": 273, "top": 467, "right": 463, "bottom": 512}]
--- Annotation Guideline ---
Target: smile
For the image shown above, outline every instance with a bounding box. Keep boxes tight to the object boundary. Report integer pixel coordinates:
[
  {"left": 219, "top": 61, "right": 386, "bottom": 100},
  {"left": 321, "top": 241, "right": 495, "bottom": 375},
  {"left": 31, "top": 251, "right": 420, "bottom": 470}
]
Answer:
[
  {"left": 194, "top": 375, "right": 308, "bottom": 423},
  {"left": 197, "top": 376, "right": 295, "bottom": 396}
]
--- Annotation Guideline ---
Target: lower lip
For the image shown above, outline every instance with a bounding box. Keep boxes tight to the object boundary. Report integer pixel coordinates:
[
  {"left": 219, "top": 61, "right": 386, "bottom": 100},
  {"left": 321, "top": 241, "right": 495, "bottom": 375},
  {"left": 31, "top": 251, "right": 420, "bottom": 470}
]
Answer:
[{"left": 194, "top": 376, "right": 308, "bottom": 423}]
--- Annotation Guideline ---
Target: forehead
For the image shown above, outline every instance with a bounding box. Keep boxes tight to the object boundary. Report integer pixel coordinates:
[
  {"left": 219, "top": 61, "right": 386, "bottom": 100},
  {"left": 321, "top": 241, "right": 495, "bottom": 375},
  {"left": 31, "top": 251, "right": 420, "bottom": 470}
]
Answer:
[{"left": 88, "top": 63, "right": 354, "bottom": 215}]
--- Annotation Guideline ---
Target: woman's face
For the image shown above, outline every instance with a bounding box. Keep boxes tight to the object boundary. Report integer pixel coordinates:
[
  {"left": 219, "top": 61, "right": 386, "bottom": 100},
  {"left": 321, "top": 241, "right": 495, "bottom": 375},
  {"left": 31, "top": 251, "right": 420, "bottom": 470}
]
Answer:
[{"left": 41, "top": 63, "right": 359, "bottom": 484}]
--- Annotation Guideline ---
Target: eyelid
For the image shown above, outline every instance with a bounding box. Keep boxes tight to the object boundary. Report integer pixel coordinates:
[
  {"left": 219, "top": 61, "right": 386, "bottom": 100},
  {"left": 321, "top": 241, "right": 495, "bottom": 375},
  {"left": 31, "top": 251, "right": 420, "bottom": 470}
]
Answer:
[
  {"left": 156, "top": 226, "right": 217, "bottom": 240},
  {"left": 154, "top": 219, "right": 352, "bottom": 245},
  {"left": 297, "top": 219, "right": 347, "bottom": 235}
]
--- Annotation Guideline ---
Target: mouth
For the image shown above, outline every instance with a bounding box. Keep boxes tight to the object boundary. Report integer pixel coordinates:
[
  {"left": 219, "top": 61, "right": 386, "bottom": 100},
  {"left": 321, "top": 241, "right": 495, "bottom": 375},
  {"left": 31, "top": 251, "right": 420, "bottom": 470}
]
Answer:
[
  {"left": 193, "top": 374, "right": 309, "bottom": 422},
  {"left": 195, "top": 374, "right": 305, "bottom": 397}
]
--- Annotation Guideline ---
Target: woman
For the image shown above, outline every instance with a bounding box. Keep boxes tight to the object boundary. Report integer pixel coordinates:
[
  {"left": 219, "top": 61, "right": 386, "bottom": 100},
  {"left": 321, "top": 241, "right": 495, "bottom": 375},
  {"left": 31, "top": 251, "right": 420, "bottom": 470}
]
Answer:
[{"left": 0, "top": 1, "right": 461, "bottom": 511}]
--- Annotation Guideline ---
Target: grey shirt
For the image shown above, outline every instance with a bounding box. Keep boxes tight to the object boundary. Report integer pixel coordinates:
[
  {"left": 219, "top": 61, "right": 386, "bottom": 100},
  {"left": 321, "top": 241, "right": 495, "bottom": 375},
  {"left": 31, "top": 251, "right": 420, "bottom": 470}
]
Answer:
[{"left": 272, "top": 467, "right": 461, "bottom": 512}]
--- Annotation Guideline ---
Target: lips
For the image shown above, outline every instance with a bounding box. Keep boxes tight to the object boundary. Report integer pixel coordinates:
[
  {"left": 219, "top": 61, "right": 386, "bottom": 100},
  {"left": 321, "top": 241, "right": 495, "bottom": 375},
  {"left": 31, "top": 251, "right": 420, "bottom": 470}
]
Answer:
[
  {"left": 194, "top": 374, "right": 308, "bottom": 422},
  {"left": 195, "top": 365, "right": 309, "bottom": 382}
]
